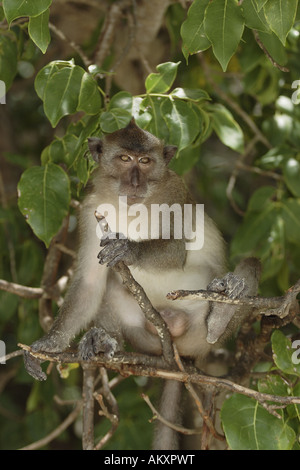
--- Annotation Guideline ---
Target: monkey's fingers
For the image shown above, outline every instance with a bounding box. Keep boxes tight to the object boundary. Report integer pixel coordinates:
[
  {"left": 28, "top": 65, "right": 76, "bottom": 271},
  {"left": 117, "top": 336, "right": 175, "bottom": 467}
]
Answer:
[
  {"left": 100, "top": 232, "right": 126, "bottom": 247},
  {"left": 98, "top": 239, "right": 130, "bottom": 266},
  {"left": 78, "top": 327, "right": 119, "bottom": 360},
  {"left": 23, "top": 351, "right": 47, "bottom": 381},
  {"left": 224, "top": 274, "right": 246, "bottom": 299}
]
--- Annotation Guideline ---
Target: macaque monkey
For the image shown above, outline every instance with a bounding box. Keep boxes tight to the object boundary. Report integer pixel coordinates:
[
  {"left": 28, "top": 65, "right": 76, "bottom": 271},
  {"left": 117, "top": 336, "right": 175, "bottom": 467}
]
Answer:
[{"left": 24, "top": 119, "right": 260, "bottom": 449}]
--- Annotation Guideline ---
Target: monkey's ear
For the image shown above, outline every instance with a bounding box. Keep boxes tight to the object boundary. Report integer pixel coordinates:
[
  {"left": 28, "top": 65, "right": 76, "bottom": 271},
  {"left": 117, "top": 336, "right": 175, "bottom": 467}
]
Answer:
[
  {"left": 163, "top": 145, "right": 177, "bottom": 165},
  {"left": 88, "top": 137, "right": 103, "bottom": 163},
  {"left": 126, "top": 117, "right": 137, "bottom": 129}
]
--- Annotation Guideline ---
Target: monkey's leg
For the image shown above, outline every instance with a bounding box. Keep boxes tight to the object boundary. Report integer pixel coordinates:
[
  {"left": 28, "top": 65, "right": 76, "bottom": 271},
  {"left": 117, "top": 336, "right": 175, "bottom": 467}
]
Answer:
[{"left": 153, "top": 380, "right": 183, "bottom": 450}]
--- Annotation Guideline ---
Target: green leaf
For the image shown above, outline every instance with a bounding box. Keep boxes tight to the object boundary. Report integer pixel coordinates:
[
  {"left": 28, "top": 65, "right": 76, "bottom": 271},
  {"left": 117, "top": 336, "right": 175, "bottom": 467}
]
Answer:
[
  {"left": 263, "top": 0, "right": 298, "bottom": 45},
  {"left": 161, "top": 100, "right": 200, "bottom": 151},
  {"left": 100, "top": 109, "right": 132, "bottom": 133},
  {"left": 204, "top": 0, "right": 245, "bottom": 71},
  {"left": 141, "top": 96, "right": 169, "bottom": 141},
  {"left": 260, "top": 215, "right": 285, "bottom": 280},
  {"left": 43, "top": 66, "right": 85, "bottom": 127},
  {"left": 17, "top": 164, "right": 70, "bottom": 247},
  {"left": 221, "top": 394, "right": 296, "bottom": 450},
  {"left": 169, "top": 144, "right": 201, "bottom": 175},
  {"left": 170, "top": 87, "right": 211, "bottom": 102},
  {"left": 77, "top": 72, "right": 102, "bottom": 115},
  {"left": 208, "top": 104, "right": 244, "bottom": 152},
  {"left": 282, "top": 158, "right": 300, "bottom": 197},
  {"left": 247, "top": 186, "right": 276, "bottom": 211},
  {"left": 3, "top": 0, "right": 52, "bottom": 24},
  {"left": 28, "top": 9, "right": 51, "bottom": 54},
  {"left": 0, "top": 35, "right": 18, "bottom": 91},
  {"left": 230, "top": 187, "right": 277, "bottom": 258},
  {"left": 258, "top": 374, "right": 289, "bottom": 397},
  {"left": 280, "top": 198, "right": 300, "bottom": 245},
  {"left": 145, "top": 62, "right": 180, "bottom": 94},
  {"left": 181, "top": 0, "right": 211, "bottom": 61},
  {"left": 241, "top": 0, "right": 271, "bottom": 32},
  {"left": 255, "top": 0, "right": 268, "bottom": 11},
  {"left": 45, "top": 134, "right": 79, "bottom": 167},
  {"left": 108, "top": 91, "right": 133, "bottom": 113},
  {"left": 34, "top": 60, "right": 74, "bottom": 100},
  {"left": 271, "top": 330, "right": 300, "bottom": 377}
]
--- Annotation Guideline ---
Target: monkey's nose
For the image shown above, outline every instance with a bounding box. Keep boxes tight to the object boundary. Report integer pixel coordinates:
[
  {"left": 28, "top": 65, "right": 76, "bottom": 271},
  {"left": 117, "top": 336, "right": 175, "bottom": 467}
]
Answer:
[{"left": 130, "top": 167, "right": 140, "bottom": 187}]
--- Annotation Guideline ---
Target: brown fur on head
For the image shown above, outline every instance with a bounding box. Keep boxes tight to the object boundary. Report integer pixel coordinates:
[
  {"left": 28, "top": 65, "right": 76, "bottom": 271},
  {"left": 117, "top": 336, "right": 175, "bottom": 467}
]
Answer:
[{"left": 88, "top": 118, "right": 177, "bottom": 166}]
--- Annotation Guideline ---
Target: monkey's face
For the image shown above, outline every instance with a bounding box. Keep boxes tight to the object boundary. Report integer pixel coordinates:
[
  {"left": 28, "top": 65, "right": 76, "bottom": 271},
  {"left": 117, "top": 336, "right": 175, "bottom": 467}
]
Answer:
[
  {"left": 100, "top": 147, "right": 166, "bottom": 204},
  {"left": 88, "top": 120, "right": 177, "bottom": 203}
]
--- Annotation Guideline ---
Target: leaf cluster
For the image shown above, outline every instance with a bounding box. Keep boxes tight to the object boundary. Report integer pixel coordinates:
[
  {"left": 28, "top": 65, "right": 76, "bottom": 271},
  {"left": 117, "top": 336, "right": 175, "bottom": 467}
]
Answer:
[{"left": 222, "top": 330, "right": 300, "bottom": 450}]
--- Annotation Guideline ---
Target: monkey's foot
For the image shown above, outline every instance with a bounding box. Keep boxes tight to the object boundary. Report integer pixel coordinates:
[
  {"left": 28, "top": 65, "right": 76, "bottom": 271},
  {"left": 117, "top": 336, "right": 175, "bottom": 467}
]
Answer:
[
  {"left": 206, "top": 273, "right": 247, "bottom": 344},
  {"left": 78, "top": 327, "right": 119, "bottom": 360},
  {"left": 23, "top": 351, "right": 47, "bottom": 381},
  {"left": 23, "top": 334, "right": 68, "bottom": 381},
  {"left": 207, "top": 272, "right": 246, "bottom": 297},
  {"left": 98, "top": 234, "right": 133, "bottom": 267}
]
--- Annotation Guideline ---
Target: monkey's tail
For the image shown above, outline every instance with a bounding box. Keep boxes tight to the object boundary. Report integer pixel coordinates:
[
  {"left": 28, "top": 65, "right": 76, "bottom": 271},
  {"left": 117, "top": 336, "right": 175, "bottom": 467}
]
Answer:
[{"left": 152, "top": 379, "right": 182, "bottom": 450}]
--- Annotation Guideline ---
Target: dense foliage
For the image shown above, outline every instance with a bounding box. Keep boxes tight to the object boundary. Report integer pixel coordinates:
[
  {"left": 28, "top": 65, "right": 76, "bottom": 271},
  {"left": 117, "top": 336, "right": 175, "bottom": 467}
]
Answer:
[{"left": 0, "top": 0, "right": 300, "bottom": 450}]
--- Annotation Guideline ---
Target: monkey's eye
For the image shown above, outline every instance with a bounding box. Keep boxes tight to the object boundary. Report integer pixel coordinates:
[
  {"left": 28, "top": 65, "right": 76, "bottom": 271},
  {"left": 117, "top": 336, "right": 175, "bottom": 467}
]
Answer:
[
  {"left": 139, "top": 157, "right": 150, "bottom": 164},
  {"left": 120, "top": 155, "right": 131, "bottom": 162}
]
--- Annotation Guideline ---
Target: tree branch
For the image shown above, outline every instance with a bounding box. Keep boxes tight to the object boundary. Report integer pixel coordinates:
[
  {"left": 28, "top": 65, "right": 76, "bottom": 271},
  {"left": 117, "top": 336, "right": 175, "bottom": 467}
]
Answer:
[
  {"left": 167, "top": 278, "right": 300, "bottom": 319},
  {"left": 0, "top": 279, "right": 43, "bottom": 299},
  {"left": 18, "top": 344, "right": 300, "bottom": 408},
  {"left": 95, "top": 211, "right": 175, "bottom": 365}
]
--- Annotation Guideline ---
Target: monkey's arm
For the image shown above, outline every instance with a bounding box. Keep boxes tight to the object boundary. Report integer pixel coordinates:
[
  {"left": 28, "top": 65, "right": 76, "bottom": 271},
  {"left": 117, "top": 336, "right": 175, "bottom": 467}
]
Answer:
[
  {"left": 206, "top": 258, "right": 261, "bottom": 344},
  {"left": 98, "top": 235, "right": 187, "bottom": 270}
]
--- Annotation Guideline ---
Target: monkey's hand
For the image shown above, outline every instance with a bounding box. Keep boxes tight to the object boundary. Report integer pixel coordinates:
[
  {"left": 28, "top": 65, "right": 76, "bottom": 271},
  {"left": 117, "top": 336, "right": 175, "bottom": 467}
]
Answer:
[
  {"left": 206, "top": 273, "right": 247, "bottom": 344},
  {"left": 78, "top": 327, "right": 119, "bottom": 360},
  {"left": 98, "top": 233, "right": 136, "bottom": 267}
]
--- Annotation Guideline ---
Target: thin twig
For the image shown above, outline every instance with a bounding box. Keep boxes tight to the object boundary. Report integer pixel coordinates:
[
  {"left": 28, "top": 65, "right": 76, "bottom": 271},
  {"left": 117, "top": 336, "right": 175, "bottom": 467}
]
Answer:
[
  {"left": 93, "top": 0, "right": 132, "bottom": 65},
  {"left": 173, "top": 345, "right": 224, "bottom": 442},
  {"left": 0, "top": 279, "right": 43, "bottom": 299},
  {"left": 49, "top": 23, "right": 92, "bottom": 69},
  {"left": 94, "top": 368, "right": 119, "bottom": 449},
  {"left": 0, "top": 349, "right": 24, "bottom": 364},
  {"left": 20, "top": 403, "right": 82, "bottom": 450},
  {"left": 253, "top": 30, "right": 289, "bottom": 72},
  {"left": 236, "top": 161, "right": 283, "bottom": 181},
  {"left": 142, "top": 393, "right": 201, "bottom": 436}
]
